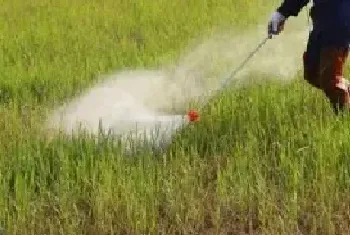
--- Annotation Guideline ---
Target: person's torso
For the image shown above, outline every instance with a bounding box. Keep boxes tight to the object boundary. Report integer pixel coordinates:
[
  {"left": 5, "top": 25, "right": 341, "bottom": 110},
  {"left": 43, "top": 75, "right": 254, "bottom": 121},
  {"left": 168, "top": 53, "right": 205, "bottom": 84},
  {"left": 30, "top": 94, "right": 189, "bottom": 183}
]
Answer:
[
  {"left": 311, "top": 0, "right": 350, "bottom": 45},
  {"left": 311, "top": 0, "right": 350, "bottom": 25}
]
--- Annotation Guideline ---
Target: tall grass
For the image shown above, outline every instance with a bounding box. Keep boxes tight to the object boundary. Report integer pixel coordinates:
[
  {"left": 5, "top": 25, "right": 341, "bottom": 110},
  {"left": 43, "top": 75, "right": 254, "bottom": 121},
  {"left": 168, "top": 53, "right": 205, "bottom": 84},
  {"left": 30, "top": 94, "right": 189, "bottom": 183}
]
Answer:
[{"left": 1, "top": 0, "right": 350, "bottom": 234}]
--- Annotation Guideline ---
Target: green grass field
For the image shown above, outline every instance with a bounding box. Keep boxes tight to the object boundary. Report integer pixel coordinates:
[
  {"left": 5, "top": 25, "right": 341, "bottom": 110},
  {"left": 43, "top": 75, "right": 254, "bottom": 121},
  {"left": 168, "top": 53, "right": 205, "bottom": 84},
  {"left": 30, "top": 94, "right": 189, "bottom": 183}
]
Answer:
[{"left": 2, "top": 0, "right": 350, "bottom": 234}]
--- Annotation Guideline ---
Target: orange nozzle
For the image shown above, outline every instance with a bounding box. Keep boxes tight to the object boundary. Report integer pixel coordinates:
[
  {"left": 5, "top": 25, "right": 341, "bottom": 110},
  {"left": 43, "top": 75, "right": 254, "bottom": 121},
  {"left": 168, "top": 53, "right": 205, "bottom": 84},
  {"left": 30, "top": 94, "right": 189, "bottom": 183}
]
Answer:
[{"left": 187, "top": 110, "right": 199, "bottom": 122}]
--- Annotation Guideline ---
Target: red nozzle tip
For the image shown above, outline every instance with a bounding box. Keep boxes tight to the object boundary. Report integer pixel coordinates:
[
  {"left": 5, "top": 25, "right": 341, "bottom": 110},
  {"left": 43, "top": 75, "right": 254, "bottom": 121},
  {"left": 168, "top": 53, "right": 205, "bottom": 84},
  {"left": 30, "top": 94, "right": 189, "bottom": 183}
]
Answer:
[{"left": 187, "top": 110, "right": 199, "bottom": 122}]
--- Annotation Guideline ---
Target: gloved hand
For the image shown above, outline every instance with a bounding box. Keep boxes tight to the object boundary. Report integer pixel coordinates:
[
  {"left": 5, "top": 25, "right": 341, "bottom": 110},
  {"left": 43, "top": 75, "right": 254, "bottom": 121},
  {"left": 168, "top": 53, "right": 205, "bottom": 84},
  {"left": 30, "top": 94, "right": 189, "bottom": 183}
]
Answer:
[{"left": 268, "top": 11, "right": 286, "bottom": 37}]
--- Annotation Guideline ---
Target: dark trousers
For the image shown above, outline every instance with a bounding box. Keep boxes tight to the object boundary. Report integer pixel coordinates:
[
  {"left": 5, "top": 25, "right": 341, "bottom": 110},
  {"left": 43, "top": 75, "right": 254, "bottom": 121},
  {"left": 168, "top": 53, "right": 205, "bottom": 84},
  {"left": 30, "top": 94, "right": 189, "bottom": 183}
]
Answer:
[{"left": 303, "top": 29, "right": 350, "bottom": 113}]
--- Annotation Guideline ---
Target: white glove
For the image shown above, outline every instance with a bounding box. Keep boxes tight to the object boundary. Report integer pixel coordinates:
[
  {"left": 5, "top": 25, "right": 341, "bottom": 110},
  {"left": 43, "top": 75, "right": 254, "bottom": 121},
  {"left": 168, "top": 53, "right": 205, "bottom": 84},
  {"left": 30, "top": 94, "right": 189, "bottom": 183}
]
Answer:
[{"left": 268, "top": 11, "right": 286, "bottom": 37}]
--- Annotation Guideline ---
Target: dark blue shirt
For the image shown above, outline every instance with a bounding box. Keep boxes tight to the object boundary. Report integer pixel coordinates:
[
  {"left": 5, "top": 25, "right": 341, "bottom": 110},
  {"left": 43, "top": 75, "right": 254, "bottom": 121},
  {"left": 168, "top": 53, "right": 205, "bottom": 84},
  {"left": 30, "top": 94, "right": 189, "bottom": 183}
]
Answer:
[{"left": 277, "top": 0, "right": 350, "bottom": 46}]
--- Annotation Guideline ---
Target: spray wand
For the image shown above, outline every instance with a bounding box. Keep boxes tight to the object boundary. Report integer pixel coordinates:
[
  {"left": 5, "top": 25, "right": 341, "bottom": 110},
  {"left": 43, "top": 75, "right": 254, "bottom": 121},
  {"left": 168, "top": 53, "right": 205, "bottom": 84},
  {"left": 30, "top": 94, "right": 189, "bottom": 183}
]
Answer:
[{"left": 186, "top": 34, "right": 272, "bottom": 122}]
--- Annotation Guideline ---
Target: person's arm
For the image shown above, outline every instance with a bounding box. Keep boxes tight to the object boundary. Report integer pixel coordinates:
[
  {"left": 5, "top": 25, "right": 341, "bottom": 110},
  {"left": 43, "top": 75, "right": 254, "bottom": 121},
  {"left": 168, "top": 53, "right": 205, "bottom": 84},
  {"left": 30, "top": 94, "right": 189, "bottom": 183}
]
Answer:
[{"left": 277, "top": 0, "right": 310, "bottom": 18}]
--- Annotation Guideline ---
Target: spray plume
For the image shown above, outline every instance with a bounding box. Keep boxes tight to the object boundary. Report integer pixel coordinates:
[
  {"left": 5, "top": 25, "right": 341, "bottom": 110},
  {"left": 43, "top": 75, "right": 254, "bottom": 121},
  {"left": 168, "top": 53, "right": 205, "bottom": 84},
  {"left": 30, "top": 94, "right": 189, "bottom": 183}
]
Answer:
[{"left": 47, "top": 16, "right": 308, "bottom": 152}]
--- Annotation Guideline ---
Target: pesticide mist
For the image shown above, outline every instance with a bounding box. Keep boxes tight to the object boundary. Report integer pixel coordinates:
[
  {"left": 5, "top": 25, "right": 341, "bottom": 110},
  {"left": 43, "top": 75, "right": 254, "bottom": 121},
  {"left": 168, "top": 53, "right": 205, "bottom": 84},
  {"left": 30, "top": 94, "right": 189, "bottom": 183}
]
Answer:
[{"left": 48, "top": 17, "right": 308, "bottom": 149}]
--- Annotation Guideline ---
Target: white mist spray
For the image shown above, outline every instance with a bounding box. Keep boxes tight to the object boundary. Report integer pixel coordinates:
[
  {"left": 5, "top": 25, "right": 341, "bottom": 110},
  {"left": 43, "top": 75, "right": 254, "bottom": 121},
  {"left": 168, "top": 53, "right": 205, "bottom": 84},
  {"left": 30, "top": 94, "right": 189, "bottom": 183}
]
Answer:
[{"left": 47, "top": 16, "right": 308, "bottom": 152}]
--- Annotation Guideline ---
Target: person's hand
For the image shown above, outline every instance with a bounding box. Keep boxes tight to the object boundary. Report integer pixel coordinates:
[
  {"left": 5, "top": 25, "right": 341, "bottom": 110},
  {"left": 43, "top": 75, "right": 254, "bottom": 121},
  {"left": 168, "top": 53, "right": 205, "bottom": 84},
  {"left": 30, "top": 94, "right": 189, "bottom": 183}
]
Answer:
[{"left": 268, "top": 11, "right": 286, "bottom": 37}]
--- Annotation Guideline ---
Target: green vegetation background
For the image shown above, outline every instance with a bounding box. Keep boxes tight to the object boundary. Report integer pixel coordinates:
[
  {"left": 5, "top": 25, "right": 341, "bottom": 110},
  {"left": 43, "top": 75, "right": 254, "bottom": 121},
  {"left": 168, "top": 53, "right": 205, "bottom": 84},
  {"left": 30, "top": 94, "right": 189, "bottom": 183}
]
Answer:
[{"left": 1, "top": 0, "right": 350, "bottom": 234}]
